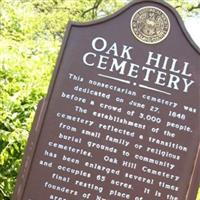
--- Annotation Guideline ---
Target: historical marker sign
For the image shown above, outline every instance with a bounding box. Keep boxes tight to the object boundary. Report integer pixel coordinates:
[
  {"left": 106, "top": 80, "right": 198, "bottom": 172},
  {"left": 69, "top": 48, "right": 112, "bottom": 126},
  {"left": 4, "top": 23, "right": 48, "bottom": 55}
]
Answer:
[{"left": 12, "top": 0, "right": 200, "bottom": 200}]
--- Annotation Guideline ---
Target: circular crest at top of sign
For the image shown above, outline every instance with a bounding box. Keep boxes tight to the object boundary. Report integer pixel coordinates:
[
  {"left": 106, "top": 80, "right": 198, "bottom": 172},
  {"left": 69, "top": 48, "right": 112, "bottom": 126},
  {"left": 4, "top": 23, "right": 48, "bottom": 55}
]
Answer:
[{"left": 130, "top": 6, "right": 170, "bottom": 44}]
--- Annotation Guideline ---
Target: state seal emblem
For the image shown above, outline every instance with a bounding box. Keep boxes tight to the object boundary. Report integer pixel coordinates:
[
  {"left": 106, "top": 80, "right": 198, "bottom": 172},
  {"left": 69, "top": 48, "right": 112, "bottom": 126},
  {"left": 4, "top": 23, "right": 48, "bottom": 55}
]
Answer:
[{"left": 131, "top": 6, "right": 170, "bottom": 44}]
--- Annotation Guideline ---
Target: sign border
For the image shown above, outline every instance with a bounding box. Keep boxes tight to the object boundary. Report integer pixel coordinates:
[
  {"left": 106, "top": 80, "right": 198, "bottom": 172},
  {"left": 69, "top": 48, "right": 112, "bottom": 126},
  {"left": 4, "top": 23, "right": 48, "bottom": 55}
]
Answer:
[{"left": 12, "top": 1, "right": 200, "bottom": 200}]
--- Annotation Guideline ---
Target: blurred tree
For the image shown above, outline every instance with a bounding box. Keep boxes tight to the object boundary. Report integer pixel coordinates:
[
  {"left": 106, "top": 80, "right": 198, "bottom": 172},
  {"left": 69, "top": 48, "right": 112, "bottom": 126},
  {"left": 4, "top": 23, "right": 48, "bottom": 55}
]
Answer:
[
  {"left": 0, "top": 0, "right": 123, "bottom": 199},
  {"left": 0, "top": 0, "right": 199, "bottom": 200},
  {"left": 167, "top": 0, "right": 200, "bottom": 13}
]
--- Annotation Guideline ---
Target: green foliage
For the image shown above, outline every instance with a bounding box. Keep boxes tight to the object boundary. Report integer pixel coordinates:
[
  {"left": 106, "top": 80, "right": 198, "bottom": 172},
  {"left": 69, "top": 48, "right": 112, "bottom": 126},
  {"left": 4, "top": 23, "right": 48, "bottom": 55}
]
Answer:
[
  {"left": 0, "top": 0, "right": 199, "bottom": 199},
  {"left": 166, "top": 0, "right": 200, "bottom": 17},
  {"left": 197, "top": 188, "right": 200, "bottom": 200},
  {"left": 0, "top": 0, "right": 123, "bottom": 199}
]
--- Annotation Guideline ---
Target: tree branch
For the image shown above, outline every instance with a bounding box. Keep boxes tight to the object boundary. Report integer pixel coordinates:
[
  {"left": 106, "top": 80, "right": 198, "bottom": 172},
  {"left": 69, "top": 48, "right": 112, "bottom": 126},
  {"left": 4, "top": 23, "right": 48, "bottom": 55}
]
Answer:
[
  {"left": 175, "top": 5, "right": 181, "bottom": 9},
  {"left": 81, "top": 0, "right": 103, "bottom": 18},
  {"left": 188, "top": 3, "right": 200, "bottom": 12}
]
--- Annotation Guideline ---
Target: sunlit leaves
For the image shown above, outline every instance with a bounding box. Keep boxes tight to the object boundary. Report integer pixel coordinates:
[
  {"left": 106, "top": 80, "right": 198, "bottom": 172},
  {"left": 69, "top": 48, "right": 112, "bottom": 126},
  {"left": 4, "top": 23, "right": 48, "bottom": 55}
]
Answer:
[
  {"left": 0, "top": 0, "right": 123, "bottom": 199},
  {"left": 0, "top": 0, "right": 199, "bottom": 200}
]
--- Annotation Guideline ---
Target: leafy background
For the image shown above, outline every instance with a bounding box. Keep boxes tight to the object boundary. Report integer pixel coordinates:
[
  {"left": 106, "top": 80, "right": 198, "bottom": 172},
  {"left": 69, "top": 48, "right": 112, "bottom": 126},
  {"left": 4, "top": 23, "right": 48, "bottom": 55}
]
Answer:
[{"left": 0, "top": 0, "right": 200, "bottom": 199}]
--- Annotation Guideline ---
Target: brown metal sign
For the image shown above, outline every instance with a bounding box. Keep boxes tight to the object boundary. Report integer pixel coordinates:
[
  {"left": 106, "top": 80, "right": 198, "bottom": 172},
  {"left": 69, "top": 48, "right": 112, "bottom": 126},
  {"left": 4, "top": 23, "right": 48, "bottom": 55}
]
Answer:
[{"left": 12, "top": 0, "right": 200, "bottom": 200}]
